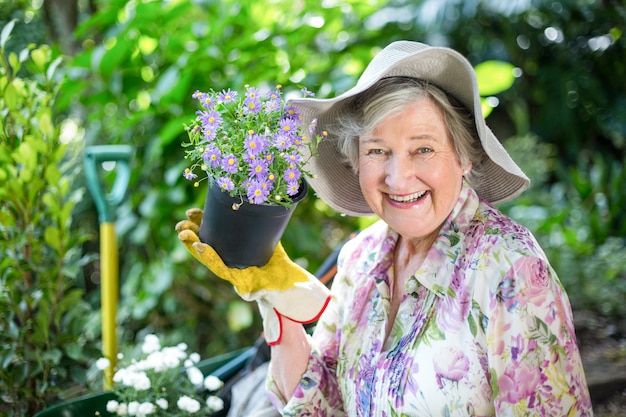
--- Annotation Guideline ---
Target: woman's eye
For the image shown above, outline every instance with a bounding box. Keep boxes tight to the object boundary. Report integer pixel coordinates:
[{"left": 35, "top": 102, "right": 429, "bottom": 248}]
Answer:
[
  {"left": 366, "top": 148, "right": 385, "bottom": 156},
  {"left": 417, "top": 147, "right": 433, "bottom": 154}
]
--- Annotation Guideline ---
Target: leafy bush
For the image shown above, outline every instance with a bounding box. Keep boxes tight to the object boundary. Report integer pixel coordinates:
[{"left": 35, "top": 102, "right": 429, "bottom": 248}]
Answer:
[{"left": 0, "top": 21, "right": 98, "bottom": 415}]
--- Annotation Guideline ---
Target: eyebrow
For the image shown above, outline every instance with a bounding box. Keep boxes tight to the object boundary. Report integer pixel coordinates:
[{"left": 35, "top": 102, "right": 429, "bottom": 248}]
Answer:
[{"left": 359, "top": 135, "right": 438, "bottom": 143}]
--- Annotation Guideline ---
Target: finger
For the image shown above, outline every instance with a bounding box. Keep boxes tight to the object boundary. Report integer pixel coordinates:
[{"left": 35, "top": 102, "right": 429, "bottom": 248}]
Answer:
[
  {"left": 175, "top": 219, "right": 200, "bottom": 234},
  {"left": 178, "top": 229, "right": 201, "bottom": 244},
  {"left": 185, "top": 208, "right": 203, "bottom": 227}
]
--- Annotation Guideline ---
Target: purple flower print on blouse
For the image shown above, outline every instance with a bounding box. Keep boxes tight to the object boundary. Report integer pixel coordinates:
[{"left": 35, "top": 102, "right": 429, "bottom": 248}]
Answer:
[
  {"left": 499, "top": 361, "right": 541, "bottom": 404},
  {"left": 433, "top": 346, "right": 470, "bottom": 389}
]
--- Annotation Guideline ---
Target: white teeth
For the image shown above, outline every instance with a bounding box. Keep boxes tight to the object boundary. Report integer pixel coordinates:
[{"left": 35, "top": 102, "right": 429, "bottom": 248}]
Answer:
[{"left": 389, "top": 190, "right": 426, "bottom": 202}]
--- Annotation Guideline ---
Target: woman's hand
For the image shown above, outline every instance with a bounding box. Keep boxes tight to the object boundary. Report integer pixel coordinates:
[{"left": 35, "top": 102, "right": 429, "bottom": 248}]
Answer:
[{"left": 175, "top": 208, "right": 331, "bottom": 344}]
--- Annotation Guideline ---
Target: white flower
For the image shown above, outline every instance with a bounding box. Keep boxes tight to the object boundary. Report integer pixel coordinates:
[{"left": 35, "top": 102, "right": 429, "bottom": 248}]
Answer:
[
  {"left": 187, "top": 366, "right": 204, "bottom": 386},
  {"left": 137, "top": 402, "right": 156, "bottom": 416},
  {"left": 106, "top": 400, "right": 120, "bottom": 413},
  {"left": 177, "top": 395, "right": 201, "bottom": 413},
  {"left": 141, "top": 334, "right": 161, "bottom": 354},
  {"left": 116, "top": 403, "right": 128, "bottom": 416},
  {"left": 206, "top": 395, "right": 225, "bottom": 412},
  {"left": 113, "top": 368, "right": 129, "bottom": 384},
  {"left": 155, "top": 398, "right": 168, "bottom": 410},
  {"left": 128, "top": 401, "right": 140, "bottom": 416},
  {"left": 132, "top": 371, "right": 151, "bottom": 391},
  {"left": 203, "top": 375, "right": 224, "bottom": 392},
  {"left": 96, "top": 357, "right": 111, "bottom": 371},
  {"left": 161, "top": 352, "right": 181, "bottom": 369},
  {"left": 189, "top": 352, "right": 201, "bottom": 363},
  {"left": 177, "top": 342, "right": 188, "bottom": 351}
]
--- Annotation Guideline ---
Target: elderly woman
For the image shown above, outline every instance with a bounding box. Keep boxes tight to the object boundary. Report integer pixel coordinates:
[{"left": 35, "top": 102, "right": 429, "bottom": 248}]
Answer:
[{"left": 178, "top": 41, "right": 592, "bottom": 416}]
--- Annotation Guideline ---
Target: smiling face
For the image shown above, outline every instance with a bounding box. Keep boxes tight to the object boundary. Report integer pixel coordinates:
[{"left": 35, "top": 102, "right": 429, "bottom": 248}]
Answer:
[{"left": 358, "top": 97, "right": 468, "bottom": 248}]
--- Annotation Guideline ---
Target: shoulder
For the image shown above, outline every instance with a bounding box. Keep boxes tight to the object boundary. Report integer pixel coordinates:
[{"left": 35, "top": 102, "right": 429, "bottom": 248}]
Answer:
[
  {"left": 338, "top": 220, "right": 394, "bottom": 266},
  {"left": 467, "top": 200, "right": 545, "bottom": 261}
]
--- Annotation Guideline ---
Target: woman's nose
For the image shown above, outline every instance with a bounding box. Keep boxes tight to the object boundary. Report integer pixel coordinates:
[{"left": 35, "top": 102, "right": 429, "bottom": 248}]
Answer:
[{"left": 385, "top": 155, "right": 415, "bottom": 187}]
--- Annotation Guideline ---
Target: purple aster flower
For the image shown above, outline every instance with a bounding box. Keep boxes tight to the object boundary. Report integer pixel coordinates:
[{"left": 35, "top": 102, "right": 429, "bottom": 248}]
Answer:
[
  {"left": 279, "top": 118, "right": 298, "bottom": 135},
  {"left": 284, "top": 167, "right": 301, "bottom": 183},
  {"left": 183, "top": 168, "right": 197, "bottom": 181},
  {"left": 218, "top": 89, "right": 238, "bottom": 104},
  {"left": 247, "top": 179, "right": 270, "bottom": 204},
  {"left": 245, "top": 86, "right": 260, "bottom": 99},
  {"left": 221, "top": 154, "right": 238, "bottom": 174},
  {"left": 264, "top": 97, "right": 281, "bottom": 113},
  {"left": 264, "top": 89, "right": 282, "bottom": 113},
  {"left": 202, "top": 144, "right": 221, "bottom": 167},
  {"left": 192, "top": 90, "right": 203, "bottom": 100},
  {"left": 196, "top": 110, "right": 219, "bottom": 141},
  {"left": 272, "top": 133, "right": 293, "bottom": 150},
  {"left": 286, "top": 180, "right": 300, "bottom": 196},
  {"left": 284, "top": 152, "right": 302, "bottom": 164},
  {"left": 300, "top": 87, "right": 315, "bottom": 97},
  {"left": 202, "top": 128, "right": 217, "bottom": 142},
  {"left": 267, "top": 89, "right": 281, "bottom": 101},
  {"left": 201, "top": 94, "right": 216, "bottom": 109},
  {"left": 284, "top": 105, "right": 300, "bottom": 120},
  {"left": 244, "top": 133, "right": 267, "bottom": 155},
  {"left": 204, "top": 109, "right": 223, "bottom": 129},
  {"left": 248, "top": 158, "right": 269, "bottom": 179},
  {"left": 243, "top": 96, "right": 262, "bottom": 114},
  {"left": 217, "top": 176, "right": 235, "bottom": 191}
]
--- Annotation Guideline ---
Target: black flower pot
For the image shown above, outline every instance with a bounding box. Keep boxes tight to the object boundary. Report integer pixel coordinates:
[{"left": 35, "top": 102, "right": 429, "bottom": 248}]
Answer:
[{"left": 198, "top": 181, "right": 308, "bottom": 268}]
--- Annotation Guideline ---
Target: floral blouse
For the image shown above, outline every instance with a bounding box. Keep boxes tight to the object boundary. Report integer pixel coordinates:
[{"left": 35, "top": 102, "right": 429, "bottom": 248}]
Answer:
[{"left": 268, "top": 183, "right": 593, "bottom": 416}]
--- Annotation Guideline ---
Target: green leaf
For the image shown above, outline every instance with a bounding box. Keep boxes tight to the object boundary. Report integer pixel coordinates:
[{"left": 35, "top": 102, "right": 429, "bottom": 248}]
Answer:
[
  {"left": 13, "top": 141, "right": 37, "bottom": 170},
  {"left": 38, "top": 109, "right": 54, "bottom": 138},
  {"left": 8, "top": 51, "right": 20, "bottom": 74},
  {"left": 44, "top": 226, "right": 61, "bottom": 252},
  {"left": 31, "top": 46, "right": 49, "bottom": 72},
  {"left": 45, "top": 164, "right": 61, "bottom": 185},
  {"left": 100, "top": 37, "right": 134, "bottom": 76},
  {"left": 46, "top": 56, "right": 63, "bottom": 81},
  {"left": 0, "top": 20, "right": 15, "bottom": 49},
  {"left": 475, "top": 60, "right": 515, "bottom": 96},
  {"left": 481, "top": 98, "right": 494, "bottom": 118},
  {"left": 42, "top": 348, "right": 63, "bottom": 366},
  {"left": 3, "top": 81, "right": 18, "bottom": 110}
]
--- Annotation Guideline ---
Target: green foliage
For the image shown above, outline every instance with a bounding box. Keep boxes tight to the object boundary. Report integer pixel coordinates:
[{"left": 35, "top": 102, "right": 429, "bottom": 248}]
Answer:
[{"left": 0, "top": 21, "right": 98, "bottom": 416}]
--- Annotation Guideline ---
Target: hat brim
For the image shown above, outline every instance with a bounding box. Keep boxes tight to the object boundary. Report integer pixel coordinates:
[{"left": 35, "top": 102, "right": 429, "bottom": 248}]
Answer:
[{"left": 291, "top": 41, "right": 529, "bottom": 216}]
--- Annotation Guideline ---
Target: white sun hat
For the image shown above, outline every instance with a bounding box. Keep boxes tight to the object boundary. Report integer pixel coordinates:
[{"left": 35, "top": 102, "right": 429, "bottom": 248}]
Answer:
[{"left": 290, "top": 40, "right": 530, "bottom": 216}]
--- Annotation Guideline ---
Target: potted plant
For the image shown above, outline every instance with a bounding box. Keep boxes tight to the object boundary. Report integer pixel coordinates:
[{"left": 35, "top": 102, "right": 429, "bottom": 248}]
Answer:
[{"left": 181, "top": 85, "right": 325, "bottom": 268}]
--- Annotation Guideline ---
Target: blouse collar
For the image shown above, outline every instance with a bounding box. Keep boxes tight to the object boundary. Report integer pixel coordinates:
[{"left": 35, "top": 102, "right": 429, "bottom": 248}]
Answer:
[{"left": 361, "top": 181, "right": 480, "bottom": 297}]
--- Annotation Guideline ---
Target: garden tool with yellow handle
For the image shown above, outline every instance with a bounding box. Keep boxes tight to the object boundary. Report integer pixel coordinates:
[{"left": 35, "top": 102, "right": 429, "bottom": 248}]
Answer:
[
  {"left": 176, "top": 208, "right": 331, "bottom": 345},
  {"left": 84, "top": 145, "right": 132, "bottom": 389}
]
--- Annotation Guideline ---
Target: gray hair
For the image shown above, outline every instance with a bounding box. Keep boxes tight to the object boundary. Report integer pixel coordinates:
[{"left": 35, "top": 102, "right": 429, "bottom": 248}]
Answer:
[{"left": 333, "top": 77, "right": 485, "bottom": 186}]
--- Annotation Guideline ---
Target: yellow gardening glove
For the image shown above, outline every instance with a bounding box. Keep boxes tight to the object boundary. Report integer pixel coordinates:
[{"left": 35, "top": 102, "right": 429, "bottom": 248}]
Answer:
[{"left": 176, "top": 208, "right": 331, "bottom": 344}]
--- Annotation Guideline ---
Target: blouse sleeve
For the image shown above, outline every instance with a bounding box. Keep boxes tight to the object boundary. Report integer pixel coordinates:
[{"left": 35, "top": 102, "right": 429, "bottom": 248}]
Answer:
[
  {"left": 266, "top": 251, "right": 354, "bottom": 416},
  {"left": 487, "top": 256, "right": 593, "bottom": 416}
]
